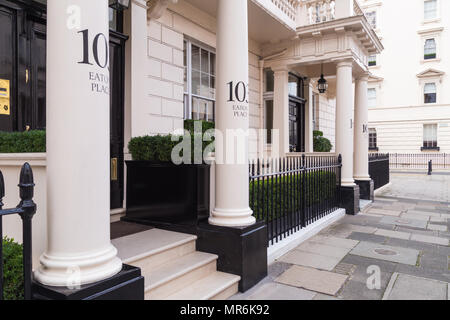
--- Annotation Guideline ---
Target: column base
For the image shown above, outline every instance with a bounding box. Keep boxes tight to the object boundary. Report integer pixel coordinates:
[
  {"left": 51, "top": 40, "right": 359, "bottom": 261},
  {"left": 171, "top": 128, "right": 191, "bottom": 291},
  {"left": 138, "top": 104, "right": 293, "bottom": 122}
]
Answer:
[
  {"left": 34, "top": 245, "right": 123, "bottom": 287},
  {"left": 196, "top": 221, "right": 267, "bottom": 292},
  {"left": 341, "top": 184, "right": 360, "bottom": 215},
  {"left": 209, "top": 207, "right": 256, "bottom": 227},
  {"left": 32, "top": 264, "right": 144, "bottom": 300},
  {"left": 355, "top": 179, "right": 374, "bottom": 201}
]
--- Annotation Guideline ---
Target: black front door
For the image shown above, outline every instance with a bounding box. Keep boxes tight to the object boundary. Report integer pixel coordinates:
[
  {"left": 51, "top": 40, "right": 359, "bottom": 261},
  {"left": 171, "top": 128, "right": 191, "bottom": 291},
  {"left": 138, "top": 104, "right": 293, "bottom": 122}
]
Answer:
[
  {"left": 109, "top": 31, "right": 127, "bottom": 209},
  {"left": 289, "top": 97, "right": 305, "bottom": 152}
]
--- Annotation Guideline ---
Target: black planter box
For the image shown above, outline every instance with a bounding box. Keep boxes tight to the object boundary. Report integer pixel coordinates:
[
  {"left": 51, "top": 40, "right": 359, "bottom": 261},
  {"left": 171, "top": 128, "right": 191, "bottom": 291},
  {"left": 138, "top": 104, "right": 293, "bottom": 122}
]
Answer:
[{"left": 122, "top": 161, "right": 210, "bottom": 234}]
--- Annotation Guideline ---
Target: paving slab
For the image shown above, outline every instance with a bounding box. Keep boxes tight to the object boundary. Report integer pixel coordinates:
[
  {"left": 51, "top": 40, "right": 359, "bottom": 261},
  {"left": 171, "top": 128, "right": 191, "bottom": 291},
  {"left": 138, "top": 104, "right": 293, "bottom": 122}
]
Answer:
[
  {"left": 296, "top": 242, "right": 352, "bottom": 259},
  {"left": 427, "top": 224, "right": 448, "bottom": 232},
  {"left": 277, "top": 250, "right": 342, "bottom": 271},
  {"left": 275, "top": 265, "right": 348, "bottom": 296},
  {"left": 380, "top": 216, "right": 428, "bottom": 229},
  {"left": 410, "top": 234, "right": 449, "bottom": 246},
  {"left": 245, "top": 282, "right": 316, "bottom": 300},
  {"left": 313, "top": 293, "right": 342, "bottom": 300},
  {"left": 309, "top": 235, "right": 359, "bottom": 250},
  {"left": 401, "top": 213, "right": 430, "bottom": 222},
  {"left": 383, "top": 273, "right": 449, "bottom": 300},
  {"left": 430, "top": 216, "right": 447, "bottom": 223},
  {"left": 374, "top": 229, "right": 411, "bottom": 240},
  {"left": 407, "top": 210, "right": 442, "bottom": 218},
  {"left": 367, "top": 208, "right": 402, "bottom": 217},
  {"left": 350, "top": 241, "right": 420, "bottom": 266}
]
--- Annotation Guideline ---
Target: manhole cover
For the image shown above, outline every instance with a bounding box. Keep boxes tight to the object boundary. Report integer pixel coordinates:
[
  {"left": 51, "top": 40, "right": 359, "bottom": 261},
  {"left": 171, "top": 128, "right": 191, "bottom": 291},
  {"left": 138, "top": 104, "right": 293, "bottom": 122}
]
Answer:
[
  {"left": 395, "top": 219, "right": 410, "bottom": 224},
  {"left": 374, "top": 248, "right": 398, "bottom": 256}
]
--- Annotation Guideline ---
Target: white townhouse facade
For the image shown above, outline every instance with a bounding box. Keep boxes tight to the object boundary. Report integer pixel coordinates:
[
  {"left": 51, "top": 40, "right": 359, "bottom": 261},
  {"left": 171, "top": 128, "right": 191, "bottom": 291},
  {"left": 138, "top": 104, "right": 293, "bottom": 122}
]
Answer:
[
  {"left": 0, "top": 0, "right": 382, "bottom": 300},
  {"left": 362, "top": 0, "right": 450, "bottom": 153}
]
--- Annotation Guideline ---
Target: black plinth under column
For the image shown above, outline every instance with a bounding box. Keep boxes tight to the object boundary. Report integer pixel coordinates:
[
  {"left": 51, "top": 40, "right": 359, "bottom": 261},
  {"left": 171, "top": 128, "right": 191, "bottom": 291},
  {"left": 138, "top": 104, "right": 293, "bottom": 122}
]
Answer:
[
  {"left": 355, "top": 179, "right": 374, "bottom": 201},
  {"left": 32, "top": 264, "right": 144, "bottom": 300},
  {"left": 196, "top": 221, "right": 267, "bottom": 293},
  {"left": 341, "top": 184, "right": 360, "bottom": 215}
]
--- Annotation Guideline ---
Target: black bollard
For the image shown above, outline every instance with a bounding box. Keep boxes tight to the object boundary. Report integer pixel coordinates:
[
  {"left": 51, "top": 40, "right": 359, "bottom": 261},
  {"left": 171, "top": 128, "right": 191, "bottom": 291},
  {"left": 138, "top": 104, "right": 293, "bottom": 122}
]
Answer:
[{"left": 428, "top": 160, "right": 432, "bottom": 175}]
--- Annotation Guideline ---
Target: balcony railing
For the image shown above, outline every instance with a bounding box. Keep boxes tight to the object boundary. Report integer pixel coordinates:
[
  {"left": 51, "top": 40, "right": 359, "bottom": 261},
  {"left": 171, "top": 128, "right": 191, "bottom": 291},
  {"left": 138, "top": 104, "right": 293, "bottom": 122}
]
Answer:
[
  {"left": 271, "top": 0, "right": 301, "bottom": 22},
  {"left": 299, "top": 0, "right": 364, "bottom": 26}
]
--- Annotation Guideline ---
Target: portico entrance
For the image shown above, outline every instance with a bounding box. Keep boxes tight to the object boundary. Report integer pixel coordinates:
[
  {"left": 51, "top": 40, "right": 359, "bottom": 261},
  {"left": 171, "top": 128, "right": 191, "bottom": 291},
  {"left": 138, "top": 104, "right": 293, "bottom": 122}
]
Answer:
[{"left": 0, "top": 0, "right": 127, "bottom": 209}]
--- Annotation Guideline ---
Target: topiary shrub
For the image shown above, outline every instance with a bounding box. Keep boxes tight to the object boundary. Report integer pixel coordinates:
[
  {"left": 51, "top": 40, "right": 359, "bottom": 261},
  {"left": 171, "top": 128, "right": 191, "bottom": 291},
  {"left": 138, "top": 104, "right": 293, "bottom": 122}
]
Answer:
[
  {"left": 0, "top": 130, "right": 46, "bottom": 153},
  {"left": 313, "top": 130, "right": 332, "bottom": 153},
  {"left": 128, "top": 120, "right": 215, "bottom": 163},
  {"left": 1, "top": 237, "right": 24, "bottom": 300}
]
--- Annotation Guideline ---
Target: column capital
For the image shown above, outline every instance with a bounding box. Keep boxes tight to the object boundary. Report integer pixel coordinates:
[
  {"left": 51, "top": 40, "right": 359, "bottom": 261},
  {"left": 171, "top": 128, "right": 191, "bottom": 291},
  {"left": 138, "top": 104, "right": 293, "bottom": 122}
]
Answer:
[
  {"left": 336, "top": 59, "right": 353, "bottom": 69},
  {"left": 271, "top": 64, "right": 289, "bottom": 73},
  {"left": 355, "top": 72, "right": 370, "bottom": 82}
]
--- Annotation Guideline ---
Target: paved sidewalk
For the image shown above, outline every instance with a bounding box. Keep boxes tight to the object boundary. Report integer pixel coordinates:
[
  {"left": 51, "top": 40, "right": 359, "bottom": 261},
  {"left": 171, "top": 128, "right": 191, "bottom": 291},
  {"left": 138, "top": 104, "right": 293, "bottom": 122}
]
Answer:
[{"left": 231, "top": 195, "right": 450, "bottom": 300}]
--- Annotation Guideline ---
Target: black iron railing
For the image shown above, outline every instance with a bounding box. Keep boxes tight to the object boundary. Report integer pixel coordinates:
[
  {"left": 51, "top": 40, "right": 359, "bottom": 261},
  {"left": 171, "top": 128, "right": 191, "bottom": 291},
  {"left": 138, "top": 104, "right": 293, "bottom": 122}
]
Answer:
[
  {"left": 249, "top": 155, "right": 342, "bottom": 246},
  {"left": 369, "top": 153, "right": 390, "bottom": 190},
  {"left": 389, "top": 153, "right": 450, "bottom": 170},
  {"left": 0, "top": 163, "right": 37, "bottom": 300}
]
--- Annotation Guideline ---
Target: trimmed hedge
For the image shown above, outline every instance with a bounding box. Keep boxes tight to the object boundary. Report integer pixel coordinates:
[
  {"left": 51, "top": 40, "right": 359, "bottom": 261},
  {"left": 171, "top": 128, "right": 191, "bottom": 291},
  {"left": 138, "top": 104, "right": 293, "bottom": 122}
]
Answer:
[
  {"left": 313, "top": 130, "right": 332, "bottom": 153},
  {"left": 128, "top": 120, "right": 215, "bottom": 163},
  {"left": 0, "top": 130, "right": 46, "bottom": 153},
  {"left": 1, "top": 238, "right": 24, "bottom": 300},
  {"left": 250, "top": 171, "right": 337, "bottom": 221}
]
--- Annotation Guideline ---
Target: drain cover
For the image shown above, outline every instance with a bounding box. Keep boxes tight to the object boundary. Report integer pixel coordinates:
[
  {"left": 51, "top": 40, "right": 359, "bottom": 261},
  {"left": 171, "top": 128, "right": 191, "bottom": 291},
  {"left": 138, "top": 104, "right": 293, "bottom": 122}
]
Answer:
[{"left": 374, "top": 248, "right": 398, "bottom": 256}]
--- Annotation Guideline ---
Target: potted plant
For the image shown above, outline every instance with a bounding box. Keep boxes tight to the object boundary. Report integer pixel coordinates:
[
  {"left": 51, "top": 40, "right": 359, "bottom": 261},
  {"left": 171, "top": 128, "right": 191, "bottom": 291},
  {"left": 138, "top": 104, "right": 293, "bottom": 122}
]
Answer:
[{"left": 122, "top": 120, "right": 214, "bottom": 235}]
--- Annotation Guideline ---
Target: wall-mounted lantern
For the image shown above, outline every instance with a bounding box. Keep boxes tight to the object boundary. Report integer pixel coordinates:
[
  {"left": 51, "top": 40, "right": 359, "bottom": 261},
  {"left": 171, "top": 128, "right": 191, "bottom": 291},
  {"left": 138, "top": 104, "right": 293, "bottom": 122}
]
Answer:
[{"left": 109, "top": 0, "right": 130, "bottom": 10}]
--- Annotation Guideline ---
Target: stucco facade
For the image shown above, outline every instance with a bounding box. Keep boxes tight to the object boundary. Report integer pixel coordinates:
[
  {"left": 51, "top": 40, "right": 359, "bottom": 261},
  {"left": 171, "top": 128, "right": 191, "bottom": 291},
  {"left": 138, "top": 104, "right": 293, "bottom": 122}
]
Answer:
[{"left": 363, "top": 0, "right": 450, "bottom": 153}]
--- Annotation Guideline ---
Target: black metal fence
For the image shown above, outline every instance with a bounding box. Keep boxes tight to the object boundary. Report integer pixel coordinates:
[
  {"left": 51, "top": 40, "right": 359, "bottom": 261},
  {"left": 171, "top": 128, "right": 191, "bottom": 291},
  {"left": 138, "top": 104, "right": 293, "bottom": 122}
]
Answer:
[
  {"left": 249, "top": 155, "right": 342, "bottom": 246},
  {"left": 369, "top": 153, "right": 390, "bottom": 190},
  {"left": 0, "top": 163, "right": 37, "bottom": 300},
  {"left": 389, "top": 153, "right": 450, "bottom": 170}
]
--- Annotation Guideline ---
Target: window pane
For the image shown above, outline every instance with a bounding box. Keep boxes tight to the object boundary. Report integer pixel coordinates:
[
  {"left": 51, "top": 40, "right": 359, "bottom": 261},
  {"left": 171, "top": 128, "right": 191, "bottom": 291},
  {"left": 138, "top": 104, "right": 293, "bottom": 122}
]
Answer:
[
  {"left": 288, "top": 75, "right": 299, "bottom": 97},
  {"left": 210, "top": 53, "right": 216, "bottom": 75},
  {"left": 424, "top": 39, "right": 436, "bottom": 59},
  {"left": 192, "top": 97, "right": 207, "bottom": 121},
  {"left": 201, "top": 73, "right": 210, "bottom": 97},
  {"left": 369, "top": 54, "right": 377, "bottom": 66},
  {"left": 424, "top": 83, "right": 436, "bottom": 104},
  {"left": 192, "top": 45, "right": 200, "bottom": 71},
  {"left": 201, "top": 49, "right": 209, "bottom": 73},
  {"left": 210, "top": 76, "right": 216, "bottom": 99},
  {"left": 424, "top": 0, "right": 437, "bottom": 20},
  {"left": 368, "top": 88, "right": 377, "bottom": 107},
  {"left": 423, "top": 124, "right": 438, "bottom": 147},
  {"left": 192, "top": 70, "right": 201, "bottom": 95},
  {"left": 206, "top": 100, "right": 215, "bottom": 122}
]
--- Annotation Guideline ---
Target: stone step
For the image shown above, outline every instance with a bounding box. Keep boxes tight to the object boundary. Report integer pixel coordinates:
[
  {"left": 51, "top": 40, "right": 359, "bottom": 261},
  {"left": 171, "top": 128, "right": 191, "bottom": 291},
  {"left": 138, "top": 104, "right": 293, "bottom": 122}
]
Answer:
[
  {"left": 165, "top": 272, "right": 241, "bottom": 300},
  {"left": 112, "top": 228, "right": 197, "bottom": 272},
  {"left": 144, "top": 251, "right": 218, "bottom": 300}
]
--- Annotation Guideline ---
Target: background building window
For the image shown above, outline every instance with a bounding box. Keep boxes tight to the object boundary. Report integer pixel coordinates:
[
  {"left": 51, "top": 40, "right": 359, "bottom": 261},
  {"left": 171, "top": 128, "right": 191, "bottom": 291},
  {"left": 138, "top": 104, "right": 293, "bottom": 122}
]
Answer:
[
  {"left": 368, "top": 55, "right": 377, "bottom": 67},
  {"left": 424, "top": 0, "right": 437, "bottom": 20},
  {"left": 264, "top": 69, "right": 274, "bottom": 144},
  {"left": 183, "top": 39, "right": 216, "bottom": 121},
  {"left": 423, "top": 124, "right": 438, "bottom": 149},
  {"left": 368, "top": 88, "right": 377, "bottom": 108},
  {"left": 369, "top": 128, "right": 377, "bottom": 150},
  {"left": 365, "top": 11, "right": 377, "bottom": 29},
  {"left": 424, "top": 83, "right": 436, "bottom": 104},
  {"left": 424, "top": 39, "right": 436, "bottom": 60}
]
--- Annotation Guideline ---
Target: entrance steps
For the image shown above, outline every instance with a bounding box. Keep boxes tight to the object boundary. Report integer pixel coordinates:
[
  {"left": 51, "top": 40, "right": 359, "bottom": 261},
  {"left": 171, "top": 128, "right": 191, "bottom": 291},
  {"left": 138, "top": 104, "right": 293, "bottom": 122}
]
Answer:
[{"left": 112, "top": 228, "right": 240, "bottom": 300}]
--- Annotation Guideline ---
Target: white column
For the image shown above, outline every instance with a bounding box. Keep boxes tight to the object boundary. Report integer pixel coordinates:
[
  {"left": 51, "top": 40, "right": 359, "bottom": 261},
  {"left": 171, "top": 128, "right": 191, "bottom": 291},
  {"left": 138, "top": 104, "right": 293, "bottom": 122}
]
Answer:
[
  {"left": 34, "top": 0, "right": 122, "bottom": 286},
  {"left": 273, "top": 68, "right": 290, "bottom": 156},
  {"left": 354, "top": 73, "right": 371, "bottom": 181},
  {"left": 209, "top": 0, "right": 255, "bottom": 227},
  {"left": 335, "top": 60, "right": 355, "bottom": 186},
  {"left": 305, "top": 80, "right": 314, "bottom": 153}
]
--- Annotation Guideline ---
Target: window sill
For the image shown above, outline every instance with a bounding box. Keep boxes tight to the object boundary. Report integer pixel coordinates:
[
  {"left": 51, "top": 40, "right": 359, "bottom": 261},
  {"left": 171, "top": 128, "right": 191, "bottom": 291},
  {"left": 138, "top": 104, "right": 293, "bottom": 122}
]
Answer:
[
  {"left": 422, "top": 18, "right": 441, "bottom": 25},
  {"left": 421, "top": 58, "right": 440, "bottom": 64},
  {"left": 421, "top": 147, "right": 440, "bottom": 152}
]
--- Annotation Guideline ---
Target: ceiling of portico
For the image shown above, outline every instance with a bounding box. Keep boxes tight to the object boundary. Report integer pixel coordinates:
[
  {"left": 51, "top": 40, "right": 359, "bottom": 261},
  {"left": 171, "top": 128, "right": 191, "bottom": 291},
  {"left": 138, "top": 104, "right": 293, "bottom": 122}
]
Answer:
[{"left": 183, "top": 0, "right": 296, "bottom": 44}]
